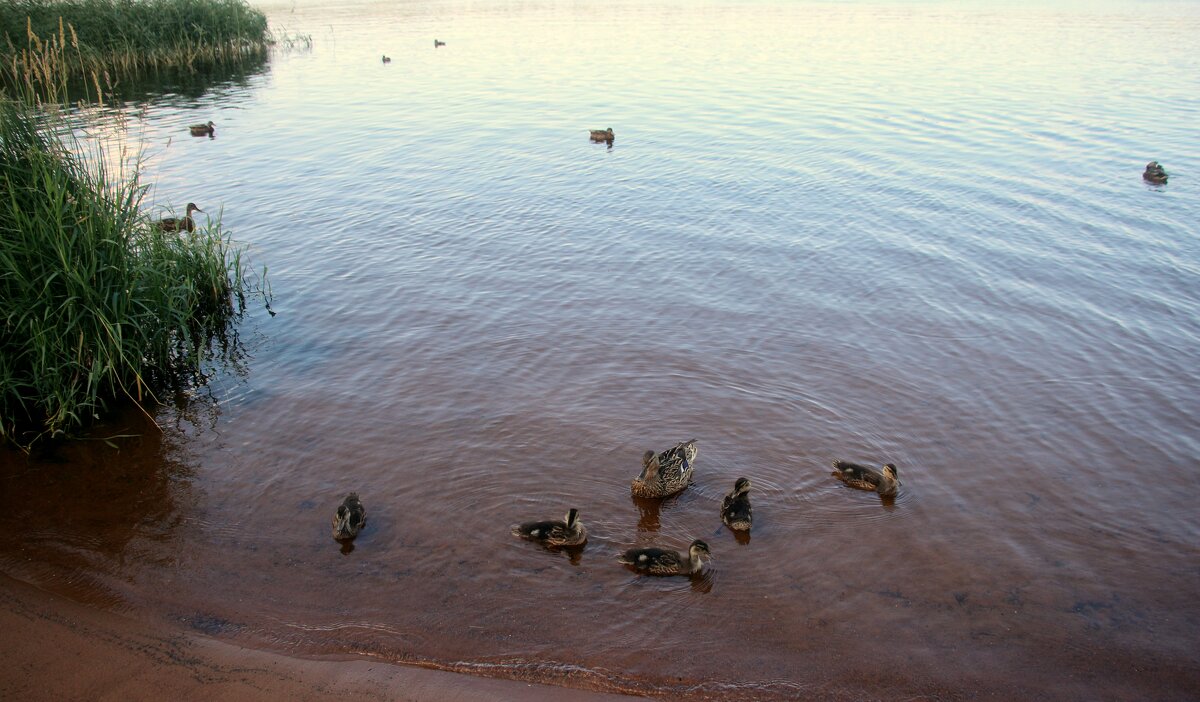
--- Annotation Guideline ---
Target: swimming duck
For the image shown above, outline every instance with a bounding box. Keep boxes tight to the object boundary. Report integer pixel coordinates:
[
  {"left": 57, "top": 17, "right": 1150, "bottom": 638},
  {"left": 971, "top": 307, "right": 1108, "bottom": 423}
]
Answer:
[
  {"left": 721, "top": 477, "right": 753, "bottom": 531},
  {"left": 331, "top": 492, "right": 367, "bottom": 540},
  {"left": 589, "top": 127, "right": 615, "bottom": 142},
  {"left": 831, "top": 460, "right": 899, "bottom": 497},
  {"left": 189, "top": 121, "right": 214, "bottom": 137},
  {"left": 511, "top": 508, "right": 588, "bottom": 547},
  {"left": 158, "top": 203, "right": 204, "bottom": 233},
  {"left": 1143, "top": 161, "right": 1168, "bottom": 184},
  {"left": 619, "top": 539, "right": 711, "bottom": 576},
  {"left": 382, "top": 55, "right": 392, "bottom": 63},
  {"left": 631, "top": 439, "right": 697, "bottom": 498},
  {"left": 434, "top": 39, "right": 446, "bottom": 47}
]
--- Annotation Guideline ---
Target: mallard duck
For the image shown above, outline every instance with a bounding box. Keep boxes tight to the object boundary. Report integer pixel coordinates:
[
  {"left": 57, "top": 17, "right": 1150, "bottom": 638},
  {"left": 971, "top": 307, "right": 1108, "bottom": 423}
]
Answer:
[
  {"left": 589, "top": 127, "right": 614, "bottom": 142},
  {"left": 831, "top": 460, "right": 899, "bottom": 497},
  {"left": 382, "top": 55, "right": 392, "bottom": 63},
  {"left": 619, "top": 539, "right": 711, "bottom": 576},
  {"left": 721, "top": 477, "right": 753, "bottom": 531},
  {"left": 1143, "top": 161, "right": 1168, "bottom": 184},
  {"left": 158, "top": 203, "right": 204, "bottom": 233},
  {"left": 331, "top": 492, "right": 367, "bottom": 540},
  {"left": 631, "top": 439, "right": 697, "bottom": 498},
  {"left": 189, "top": 121, "right": 214, "bottom": 137},
  {"left": 434, "top": 39, "right": 446, "bottom": 47},
  {"left": 511, "top": 508, "right": 588, "bottom": 547}
]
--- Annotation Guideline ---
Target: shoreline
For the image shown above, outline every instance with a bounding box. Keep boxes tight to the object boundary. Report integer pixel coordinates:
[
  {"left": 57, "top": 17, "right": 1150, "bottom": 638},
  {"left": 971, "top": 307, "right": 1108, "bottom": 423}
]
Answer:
[{"left": 0, "top": 573, "right": 633, "bottom": 701}]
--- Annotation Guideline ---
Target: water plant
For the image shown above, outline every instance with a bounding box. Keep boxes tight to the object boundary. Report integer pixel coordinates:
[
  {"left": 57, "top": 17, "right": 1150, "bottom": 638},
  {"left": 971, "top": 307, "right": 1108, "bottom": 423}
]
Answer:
[
  {"left": 0, "top": 55, "right": 261, "bottom": 447},
  {"left": 1, "top": 0, "right": 273, "bottom": 86}
]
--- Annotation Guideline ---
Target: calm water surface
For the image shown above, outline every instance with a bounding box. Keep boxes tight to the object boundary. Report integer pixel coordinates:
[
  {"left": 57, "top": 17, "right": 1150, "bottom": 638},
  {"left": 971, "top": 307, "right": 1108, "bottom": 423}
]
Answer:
[{"left": 3, "top": 0, "right": 1199, "bottom": 698}]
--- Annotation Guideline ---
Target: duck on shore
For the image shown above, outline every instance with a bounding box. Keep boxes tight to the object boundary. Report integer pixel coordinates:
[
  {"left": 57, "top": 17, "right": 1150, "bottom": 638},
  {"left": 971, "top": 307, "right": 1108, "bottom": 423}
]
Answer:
[
  {"left": 831, "top": 460, "right": 899, "bottom": 497},
  {"left": 619, "top": 539, "right": 711, "bottom": 576},
  {"left": 1143, "top": 161, "right": 1168, "bottom": 184},
  {"left": 631, "top": 439, "right": 697, "bottom": 498},
  {"left": 189, "top": 121, "right": 214, "bottom": 137},
  {"left": 331, "top": 493, "right": 367, "bottom": 540},
  {"left": 158, "top": 203, "right": 204, "bottom": 233},
  {"left": 721, "top": 477, "right": 753, "bottom": 531},
  {"left": 511, "top": 508, "right": 588, "bottom": 547}
]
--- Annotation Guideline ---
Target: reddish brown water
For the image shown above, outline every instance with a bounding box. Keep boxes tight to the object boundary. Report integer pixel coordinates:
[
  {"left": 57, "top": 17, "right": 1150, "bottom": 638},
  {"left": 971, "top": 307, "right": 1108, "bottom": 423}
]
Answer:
[{"left": 3, "top": 0, "right": 1199, "bottom": 698}]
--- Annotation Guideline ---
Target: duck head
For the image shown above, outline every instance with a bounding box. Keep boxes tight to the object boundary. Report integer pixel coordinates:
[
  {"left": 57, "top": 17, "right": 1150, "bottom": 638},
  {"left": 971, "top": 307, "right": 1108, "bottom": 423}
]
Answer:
[
  {"left": 331, "top": 505, "right": 357, "bottom": 539},
  {"left": 731, "top": 477, "right": 752, "bottom": 496}
]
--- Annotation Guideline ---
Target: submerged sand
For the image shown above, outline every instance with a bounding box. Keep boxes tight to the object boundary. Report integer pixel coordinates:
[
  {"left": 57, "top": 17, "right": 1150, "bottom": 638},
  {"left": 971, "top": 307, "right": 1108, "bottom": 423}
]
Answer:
[{"left": 0, "top": 574, "right": 631, "bottom": 701}]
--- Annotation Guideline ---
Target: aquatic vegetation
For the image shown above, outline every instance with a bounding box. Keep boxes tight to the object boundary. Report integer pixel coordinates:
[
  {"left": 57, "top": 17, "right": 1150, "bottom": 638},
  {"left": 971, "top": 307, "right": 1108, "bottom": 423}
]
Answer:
[
  {"left": 0, "top": 86, "right": 261, "bottom": 446},
  {"left": 0, "top": 0, "right": 274, "bottom": 87}
]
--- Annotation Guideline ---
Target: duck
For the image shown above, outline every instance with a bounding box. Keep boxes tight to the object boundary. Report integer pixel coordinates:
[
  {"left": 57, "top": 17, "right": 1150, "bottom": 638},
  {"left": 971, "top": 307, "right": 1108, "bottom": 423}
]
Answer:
[
  {"left": 589, "top": 127, "right": 614, "bottom": 142},
  {"left": 831, "top": 460, "right": 899, "bottom": 497},
  {"left": 631, "top": 439, "right": 697, "bottom": 498},
  {"left": 1143, "top": 161, "right": 1168, "bottom": 184},
  {"left": 619, "top": 539, "right": 711, "bottom": 576},
  {"left": 721, "top": 477, "right": 753, "bottom": 531},
  {"left": 382, "top": 55, "right": 392, "bottom": 63},
  {"left": 331, "top": 492, "right": 367, "bottom": 540},
  {"left": 511, "top": 508, "right": 588, "bottom": 547},
  {"left": 434, "top": 39, "right": 446, "bottom": 47},
  {"left": 158, "top": 203, "right": 204, "bottom": 233},
  {"left": 189, "top": 121, "right": 214, "bottom": 137}
]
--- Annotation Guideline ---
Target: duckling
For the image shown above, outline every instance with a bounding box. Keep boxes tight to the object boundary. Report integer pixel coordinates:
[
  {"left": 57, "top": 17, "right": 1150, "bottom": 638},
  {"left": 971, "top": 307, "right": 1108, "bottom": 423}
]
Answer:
[
  {"left": 189, "top": 121, "right": 214, "bottom": 137},
  {"left": 331, "top": 492, "right": 367, "bottom": 540},
  {"left": 721, "top": 477, "right": 753, "bottom": 531},
  {"left": 589, "top": 127, "right": 615, "bottom": 142},
  {"left": 831, "top": 460, "right": 899, "bottom": 497},
  {"left": 434, "top": 39, "right": 446, "bottom": 47},
  {"left": 619, "top": 539, "right": 711, "bottom": 576},
  {"left": 158, "top": 203, "right": 204, "bottom": 233},
  {"left": 511, "top": 508, "right": 588, "bottom": 547},
  {"left": 631, "top": 439, "right": 697, "bottom": 498},
  {"left": 1143, "top": 161, "right": 1168, "bottom": 184},
  {"left": 382, "top": 55, "right": 392, "bottom": 63}
]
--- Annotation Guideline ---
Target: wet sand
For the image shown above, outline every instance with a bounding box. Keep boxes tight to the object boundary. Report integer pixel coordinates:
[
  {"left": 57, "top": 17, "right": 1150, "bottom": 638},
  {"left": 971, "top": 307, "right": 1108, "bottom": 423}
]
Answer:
[{"left": 0, "top": 574, "right": 631, "bottom": 701}]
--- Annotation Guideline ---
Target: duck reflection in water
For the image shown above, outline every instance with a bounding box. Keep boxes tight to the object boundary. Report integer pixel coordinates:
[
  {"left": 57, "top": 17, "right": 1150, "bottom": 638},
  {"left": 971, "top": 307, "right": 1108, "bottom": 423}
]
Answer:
[{"left": 632, "top": 495, "right": 662, "bottom": 533}]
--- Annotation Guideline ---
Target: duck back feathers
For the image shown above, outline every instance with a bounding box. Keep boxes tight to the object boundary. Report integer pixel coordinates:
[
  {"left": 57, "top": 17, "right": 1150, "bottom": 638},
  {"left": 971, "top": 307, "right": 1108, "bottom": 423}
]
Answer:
[{"left": 331, "top": 492, "right": 367, "bottom": 540}]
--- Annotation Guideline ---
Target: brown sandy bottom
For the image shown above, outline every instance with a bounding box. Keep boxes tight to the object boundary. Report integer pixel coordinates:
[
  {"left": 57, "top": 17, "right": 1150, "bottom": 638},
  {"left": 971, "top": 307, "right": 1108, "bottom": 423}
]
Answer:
[{"left": 0, "top": 574, "right": 632, "bottom": 701}]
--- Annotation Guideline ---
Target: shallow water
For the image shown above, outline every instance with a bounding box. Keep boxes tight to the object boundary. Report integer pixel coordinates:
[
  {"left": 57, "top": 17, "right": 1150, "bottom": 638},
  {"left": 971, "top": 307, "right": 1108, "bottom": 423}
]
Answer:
[{"left": 3, "top": 0, "right": 1199, "bottom": 698}]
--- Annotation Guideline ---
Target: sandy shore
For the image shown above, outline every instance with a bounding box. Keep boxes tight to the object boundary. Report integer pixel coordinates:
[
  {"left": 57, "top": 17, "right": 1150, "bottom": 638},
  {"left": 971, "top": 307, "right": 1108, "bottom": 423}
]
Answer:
[{"left": 0, "top": 574, "right": 633, "bottom": 701}]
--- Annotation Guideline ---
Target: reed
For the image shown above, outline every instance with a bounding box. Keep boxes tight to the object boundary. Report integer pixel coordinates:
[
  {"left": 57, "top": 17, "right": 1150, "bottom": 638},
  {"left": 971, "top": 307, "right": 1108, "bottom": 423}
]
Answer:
[
  {"left": 0, "top": 78, "right": 257, "bottom": 446},
  {"left": 1, "top": 0, "right": 272, "bottom": 86}
]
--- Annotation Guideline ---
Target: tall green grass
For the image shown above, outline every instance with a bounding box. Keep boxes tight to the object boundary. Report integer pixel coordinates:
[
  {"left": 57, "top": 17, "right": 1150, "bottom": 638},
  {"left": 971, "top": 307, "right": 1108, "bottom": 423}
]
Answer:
[
  {"left": 1, "top": 0, "right": 273, "bottom": 87},
  {"left": 0, "top": 77, "right": 257, "bottom": 446}
]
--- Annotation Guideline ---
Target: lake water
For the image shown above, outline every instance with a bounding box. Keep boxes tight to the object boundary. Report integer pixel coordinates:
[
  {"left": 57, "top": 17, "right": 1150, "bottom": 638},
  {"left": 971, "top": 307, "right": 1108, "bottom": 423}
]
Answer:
[{"left": 2, "top": 0, "right": 1199, "bottom": 698}]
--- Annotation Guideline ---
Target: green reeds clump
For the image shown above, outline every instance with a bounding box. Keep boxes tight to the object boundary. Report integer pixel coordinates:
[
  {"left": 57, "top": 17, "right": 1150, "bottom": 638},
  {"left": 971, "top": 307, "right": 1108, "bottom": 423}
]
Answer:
[
  {"left": 0, "top": 95, "right": 253, "bottom": 445},
  {"left": 1, "top": 0, "right": 270, "bottom": 87}
]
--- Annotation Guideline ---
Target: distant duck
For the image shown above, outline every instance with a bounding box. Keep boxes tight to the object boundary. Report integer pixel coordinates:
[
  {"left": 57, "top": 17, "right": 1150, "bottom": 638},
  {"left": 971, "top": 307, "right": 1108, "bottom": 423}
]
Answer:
[
  {"left": 1143, "top": 161, "right": 1168, "bottom": 184},
  {"left": 382, "top": 55, "right": 392, "bottom": 63},
  {"left": 434, "top": 39, "right": 446, "bottom": 47},
  {"left": 589, "top": 127, "right": 614, "bottom": 142},
  {"left": 158, "top": 202, "right": 203, "bottom": 233},
  {"left": 511, "top": 508, "right": 588, "bottom": 547},
  {"left": 631, "top": 439, "right": 697, "bottom": 498},
  {"left": 331, "top": 493, "right": 367, "bottom": 540},
  {"left": 619, "top": 539, "right": 711, "bottom": 576},
  {"left": 831, "top": 460, "right": 899, "bottom": 497},
  {"left": 721, "top": 477, "right": 753, "bottom": 531},
  {"left": 188, "top": 120, "right": 214, "bottom": 137}
]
